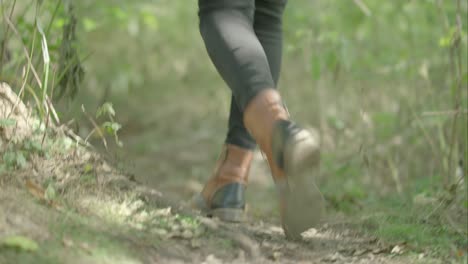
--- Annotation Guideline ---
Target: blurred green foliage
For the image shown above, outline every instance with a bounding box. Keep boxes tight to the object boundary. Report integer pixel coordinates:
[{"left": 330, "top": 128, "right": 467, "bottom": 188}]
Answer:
[{"left": 1, "top": 0, "right": 467, "bottom": 253}]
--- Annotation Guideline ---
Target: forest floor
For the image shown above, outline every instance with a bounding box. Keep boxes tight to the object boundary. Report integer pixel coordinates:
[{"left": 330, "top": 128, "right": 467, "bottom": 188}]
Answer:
[
  {"left": 0, "top": 148, "right": 442, "bottom": 264},
  {"left": 0, "top": 83, "right": 465, "bottom": 263}
]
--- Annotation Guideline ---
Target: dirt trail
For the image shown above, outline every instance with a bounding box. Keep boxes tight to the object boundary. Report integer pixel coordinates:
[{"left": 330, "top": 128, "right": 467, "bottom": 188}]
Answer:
[
  {"left": 0, "top": 83, "right": 447, "bottom": 263},
  {"left": 0, "top": 132, "right": 438, "bottom": 263},
  {"left": 84, "top": 129, "right": 439, "bottom": 263},
  {"left": 0, "top": 150, "right": 444, "bottom": 263},
  {"left": 0, "top": 168, "right": 432, "bottom": 264}
]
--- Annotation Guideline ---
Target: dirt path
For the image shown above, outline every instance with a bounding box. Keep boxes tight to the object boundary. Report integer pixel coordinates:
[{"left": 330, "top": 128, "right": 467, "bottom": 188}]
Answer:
[
  {"left": 0, "top": 134, "right": 440, "bottom": 264},
  {"left": 0, "top": 169, "right": 433, "bottom": 264},
  {"left": 67, "top": 130, "right": 438, "bottom": 263},
  {"left": 0, "top": 82, "right": 449, "bottom": 263}
]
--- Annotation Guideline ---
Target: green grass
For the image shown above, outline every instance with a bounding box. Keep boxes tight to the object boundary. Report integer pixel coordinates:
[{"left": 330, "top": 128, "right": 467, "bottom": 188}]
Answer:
[{"left": 357, "top": 195, "right": 467, "bottom": 258}]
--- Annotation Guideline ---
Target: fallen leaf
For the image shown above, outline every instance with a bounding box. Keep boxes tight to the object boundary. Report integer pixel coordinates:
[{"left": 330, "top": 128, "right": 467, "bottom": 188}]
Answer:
[
  {"left": 0, "top": 235, "right": 39, "bottom": 252},
  {"left": 25, "top": 179, "right": 63, "bottom": 210},
  {"left": 25, "top": 180, "right": 45, "bottom": 200}
]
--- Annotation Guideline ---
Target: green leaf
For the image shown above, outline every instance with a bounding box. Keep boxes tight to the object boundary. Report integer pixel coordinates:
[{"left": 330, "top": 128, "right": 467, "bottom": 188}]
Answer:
[
  {"left": 439, "top": 27, "right": 457, "bottom": 48},
  {"left": 2, "top": 151, "right": 27, "bottom": 168},
  {"left": 102, "top": 122, "right": 122, "bottom": 135},
  {"left": 96, "top": 102, "right": 116, "bottom": 118},
  {"left": 1, "top": 235, "right": 39, "bottom": 252},
  {"left": 24, "top": 139, "right": 43, "bottom": 153},
  {"left": 141, "top": 10, "right": 159, "bottom": 30},
  {"left": 0, "top": 118, "right": 16, "bottom": 127},
  {"left": 53, "top": 18, "right": 65, "bottom": 29},
  {"left": 45, "top": 183, "right": 56, "bottom": 202},
  {"left": 83, "top": 163, "right": 93, "bottom": 173},
  {"left": 16, "top": 152, "right": 28, "bottom": 169},
  {"left": 83, "top": 18, "right": 98, "bottom": 32},
  {"left": 438, "top": 36, "right": 451, "bottom": 48},
  {"left": 3, "top": 151, "right": 16, "bottom": 166},
  {"left": 111, "top": 7, "right": 128, "bottom": 21}
]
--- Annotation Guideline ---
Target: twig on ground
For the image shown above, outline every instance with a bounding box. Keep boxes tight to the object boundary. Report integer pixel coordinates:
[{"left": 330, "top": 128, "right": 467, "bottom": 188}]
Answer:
[
  {"left": 81, "top": 105, "right": 108, "bottom": 150},
  {"left": 62, "top": 127, "right": 93, "bottom": 148}
]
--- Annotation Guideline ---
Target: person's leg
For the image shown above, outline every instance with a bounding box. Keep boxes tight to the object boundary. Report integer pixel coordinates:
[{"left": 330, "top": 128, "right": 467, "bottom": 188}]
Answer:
[
  {"left": 241, "top": 1, "right": 324, "bottom": 239},
  {"left": 196, "top": 0, "right": 324, "bottom": 236},
  {"left": 224, "top": 0, "right": 287, "bottom": 151},
  {"left": 194, "top": 0, "right": 263, "bottom": 222},
  {"left": 198, "top": 0, "right": 275, "bottom": 110},
  {"left": 254, "top": 0, "right": 287, "bottom": 85},
  {"left": 225, "top": 99, "right": 256, "bottom": 150}
]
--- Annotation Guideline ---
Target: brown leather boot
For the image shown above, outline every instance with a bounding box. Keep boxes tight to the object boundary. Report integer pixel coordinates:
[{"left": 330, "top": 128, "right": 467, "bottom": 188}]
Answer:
[
  {"left": 244, "top": 89, "right": 325, "bottom": 239},
  {"left": 192, "top": 144, "right": 253, "bottom": 222}
]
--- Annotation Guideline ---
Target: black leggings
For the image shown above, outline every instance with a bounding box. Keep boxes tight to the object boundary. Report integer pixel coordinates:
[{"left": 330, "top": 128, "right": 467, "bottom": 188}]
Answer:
[{"left": 198, "top": 0, "right": 287, "bottom": 150}]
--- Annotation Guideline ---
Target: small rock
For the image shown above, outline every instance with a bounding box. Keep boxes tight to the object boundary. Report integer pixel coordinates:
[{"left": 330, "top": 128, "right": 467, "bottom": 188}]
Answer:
[
  {"left": 101, "top": 162, "right": 112, "bottom": 172},
  {"left": 202, "top": 254, "right": 222, "bottom": 264},
  {"left": 391, "top": 245, "right": 404, "bottom": 255},
  {"left": 181, "top": 230, "right": 194, "bottom": 239},
  {"left": 271, "top": 251, "right": 282, "bottom": 261},
  {"left": 302, "top": 228, "right": 318, "bottom": 239}
]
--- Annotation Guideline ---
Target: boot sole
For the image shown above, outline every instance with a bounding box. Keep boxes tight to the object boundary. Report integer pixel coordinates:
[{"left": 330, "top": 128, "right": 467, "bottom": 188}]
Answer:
[
  {"left": 282, "top": 128, "right": 325, "bottom": 239},
  {"left": 191, "top": 193, "right": 246, "bottom": 223}
]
